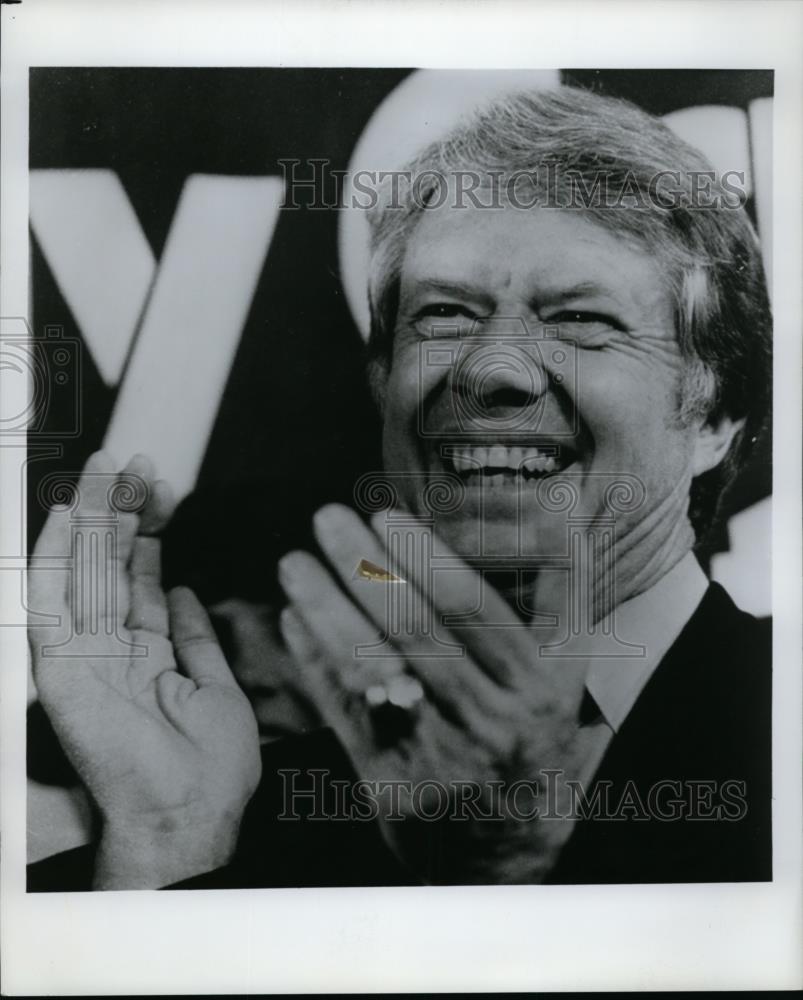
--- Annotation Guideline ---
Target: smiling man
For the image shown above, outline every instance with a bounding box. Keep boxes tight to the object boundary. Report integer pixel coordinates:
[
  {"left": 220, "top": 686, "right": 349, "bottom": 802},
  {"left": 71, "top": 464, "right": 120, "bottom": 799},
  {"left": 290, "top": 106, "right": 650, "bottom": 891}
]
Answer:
[
  {"left": 28, "top": 85, "right": 772, "bottom": 890},
  {"left": 382, "top": 201, "right": 707, "bottom": 600}
]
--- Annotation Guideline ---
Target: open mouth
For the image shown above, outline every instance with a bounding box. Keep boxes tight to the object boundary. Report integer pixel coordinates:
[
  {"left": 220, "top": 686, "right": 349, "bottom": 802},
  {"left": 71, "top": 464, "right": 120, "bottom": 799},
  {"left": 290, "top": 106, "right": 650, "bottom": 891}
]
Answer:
[{"left": 439, "top": 441, "right": 579, "bottom": 483}]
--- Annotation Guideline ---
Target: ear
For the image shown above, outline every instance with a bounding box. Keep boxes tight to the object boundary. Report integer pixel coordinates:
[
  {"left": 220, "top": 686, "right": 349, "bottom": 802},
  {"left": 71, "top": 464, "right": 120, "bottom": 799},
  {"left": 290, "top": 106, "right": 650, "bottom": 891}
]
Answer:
[{"left": 692, "top": 414, "right": 745, "bottom": 477}]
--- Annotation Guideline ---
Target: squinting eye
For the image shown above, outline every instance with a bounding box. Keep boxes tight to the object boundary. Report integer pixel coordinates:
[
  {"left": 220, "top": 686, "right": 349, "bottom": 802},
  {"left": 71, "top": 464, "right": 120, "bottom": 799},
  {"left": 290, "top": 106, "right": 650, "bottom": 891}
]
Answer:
[
  {"left": 414, "top": 303, "right": 480, "bottom": 338},
  {"left": 418, "top": 303, "right": 475, "bottom": 319},
  {"left": 547, "top": 310, "right": 621, "bottom": 330}
]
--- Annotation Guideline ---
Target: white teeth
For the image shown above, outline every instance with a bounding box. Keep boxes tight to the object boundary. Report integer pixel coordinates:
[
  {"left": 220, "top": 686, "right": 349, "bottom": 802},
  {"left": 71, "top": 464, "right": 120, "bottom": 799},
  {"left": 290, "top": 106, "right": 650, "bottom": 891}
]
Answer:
[
  {"left": 523, "top": 451, "right": 547, "bottom": 473},
  {"left": 453, "top": 450, "right": 471, "bottom": 472},
  {"left": 447, "top": 443, "right": 567, "bottom": 477},
  {"left": 488, "top": 445, "right": 507, "bottom": 468}
]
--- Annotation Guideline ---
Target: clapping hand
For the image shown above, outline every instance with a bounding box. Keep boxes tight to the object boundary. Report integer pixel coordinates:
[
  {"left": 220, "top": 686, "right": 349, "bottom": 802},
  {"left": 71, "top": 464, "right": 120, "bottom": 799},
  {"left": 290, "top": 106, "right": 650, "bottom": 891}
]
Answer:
[
  {"left": 28, "top": 452, "right": 261, "bottom": 889},
  {"left": 278, "top": 503, "right": 588, "bottom": 884}
]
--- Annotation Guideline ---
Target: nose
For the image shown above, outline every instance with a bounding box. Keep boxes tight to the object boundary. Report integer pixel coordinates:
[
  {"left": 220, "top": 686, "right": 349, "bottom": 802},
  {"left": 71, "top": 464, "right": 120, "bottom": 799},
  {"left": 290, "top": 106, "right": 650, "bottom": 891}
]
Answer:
[{"left": 450, "top": 341, "right": 549, "bottom": 423}]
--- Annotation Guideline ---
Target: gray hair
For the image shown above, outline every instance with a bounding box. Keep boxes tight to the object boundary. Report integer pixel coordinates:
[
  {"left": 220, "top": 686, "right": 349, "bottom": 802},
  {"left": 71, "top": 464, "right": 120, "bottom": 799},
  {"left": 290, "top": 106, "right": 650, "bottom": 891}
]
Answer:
[{"left": 365, "top": 85, "right": 772, "bottom": 538}]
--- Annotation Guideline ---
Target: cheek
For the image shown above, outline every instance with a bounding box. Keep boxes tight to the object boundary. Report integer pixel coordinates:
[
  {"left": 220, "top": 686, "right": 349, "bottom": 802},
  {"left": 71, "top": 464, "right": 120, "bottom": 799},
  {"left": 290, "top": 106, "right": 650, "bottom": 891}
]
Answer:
[
  {"left": 577, "top": 355, "right": 683, "bottom": 448},
  {"left": 384, "top": 347, "right": 422, "bottom": 416},
  {"left": 381, "top": 349, "right": 435, "bottom": 460}
]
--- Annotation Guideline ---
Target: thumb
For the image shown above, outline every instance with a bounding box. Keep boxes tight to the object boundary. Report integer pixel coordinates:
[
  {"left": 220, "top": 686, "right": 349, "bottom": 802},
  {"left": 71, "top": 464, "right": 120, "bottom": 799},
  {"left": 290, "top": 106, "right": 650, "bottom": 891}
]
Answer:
[{"left": 168, "top": 586, "right": 237, "bottom": 690}]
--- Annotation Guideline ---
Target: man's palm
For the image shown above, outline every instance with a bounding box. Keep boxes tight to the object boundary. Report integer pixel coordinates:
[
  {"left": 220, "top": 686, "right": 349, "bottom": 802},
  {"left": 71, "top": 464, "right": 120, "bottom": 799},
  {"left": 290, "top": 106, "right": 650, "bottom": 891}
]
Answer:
[{"left": 28, "top": 452, "right": 261, "bottom": 878}]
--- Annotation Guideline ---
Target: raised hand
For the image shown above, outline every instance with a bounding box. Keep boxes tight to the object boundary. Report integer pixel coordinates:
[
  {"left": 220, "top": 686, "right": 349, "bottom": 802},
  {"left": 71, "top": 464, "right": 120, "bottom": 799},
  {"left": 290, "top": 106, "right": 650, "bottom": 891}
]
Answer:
[
  {"left": 278, "top": 503, "right": 589, "bottom": 884},
  {"left": 28, "top": 452, "right": 261, "bottom": 888}
]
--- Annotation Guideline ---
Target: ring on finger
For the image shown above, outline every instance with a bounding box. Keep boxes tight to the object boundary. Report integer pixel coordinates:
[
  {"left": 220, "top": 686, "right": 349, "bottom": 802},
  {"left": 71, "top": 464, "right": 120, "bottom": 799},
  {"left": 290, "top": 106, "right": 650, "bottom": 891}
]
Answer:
[{"left": 363, "top": 673, "right": 425, "bottom": 744}]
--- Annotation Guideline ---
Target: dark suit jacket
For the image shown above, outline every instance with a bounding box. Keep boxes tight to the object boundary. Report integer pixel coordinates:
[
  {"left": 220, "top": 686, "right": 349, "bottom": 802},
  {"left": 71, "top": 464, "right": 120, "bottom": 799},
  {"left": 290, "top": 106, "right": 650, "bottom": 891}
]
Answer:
[{"left": 28, "top": 583, "right": 771, "bottom": 890}]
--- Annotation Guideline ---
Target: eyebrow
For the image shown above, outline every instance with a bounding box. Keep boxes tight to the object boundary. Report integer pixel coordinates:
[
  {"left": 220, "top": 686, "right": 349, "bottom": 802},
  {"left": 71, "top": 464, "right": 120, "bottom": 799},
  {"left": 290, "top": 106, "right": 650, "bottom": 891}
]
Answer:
[
  {"left": 536, "top": 281, "right": 622, "bottom": 306},
  {"left": 405, "top": 277, "right": 626, "bottom": 312},
  {"left": 404, "top": 278, "right": 496, "bottom": 307}
]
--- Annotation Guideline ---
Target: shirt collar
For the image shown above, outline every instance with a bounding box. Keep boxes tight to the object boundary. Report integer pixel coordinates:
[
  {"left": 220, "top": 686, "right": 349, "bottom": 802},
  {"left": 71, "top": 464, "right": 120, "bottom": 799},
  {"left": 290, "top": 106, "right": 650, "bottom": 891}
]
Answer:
[{"left": 583, "top": 553, "right": 709, "bottom": 732}]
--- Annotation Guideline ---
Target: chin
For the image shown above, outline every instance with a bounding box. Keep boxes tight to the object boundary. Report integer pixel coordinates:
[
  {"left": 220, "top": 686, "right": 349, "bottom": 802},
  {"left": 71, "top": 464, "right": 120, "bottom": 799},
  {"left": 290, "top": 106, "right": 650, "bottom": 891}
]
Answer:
[{"left": 431, "top": 508, "right": 569, "bottom": 565}]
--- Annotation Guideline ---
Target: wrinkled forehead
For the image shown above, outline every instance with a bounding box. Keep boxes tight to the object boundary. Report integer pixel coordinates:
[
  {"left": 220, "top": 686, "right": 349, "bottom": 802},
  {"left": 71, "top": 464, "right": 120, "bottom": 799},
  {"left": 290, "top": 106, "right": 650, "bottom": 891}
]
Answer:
[{"left": 397, "top": 197, "right": 675, "bottom": 321}]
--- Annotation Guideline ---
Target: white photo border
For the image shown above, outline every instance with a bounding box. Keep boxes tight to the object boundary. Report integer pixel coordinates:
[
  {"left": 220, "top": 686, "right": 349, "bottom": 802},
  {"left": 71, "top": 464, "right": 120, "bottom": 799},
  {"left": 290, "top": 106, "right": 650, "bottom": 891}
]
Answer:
[{"left": 1, "top": 0, "right": 801, "bottom": 993}]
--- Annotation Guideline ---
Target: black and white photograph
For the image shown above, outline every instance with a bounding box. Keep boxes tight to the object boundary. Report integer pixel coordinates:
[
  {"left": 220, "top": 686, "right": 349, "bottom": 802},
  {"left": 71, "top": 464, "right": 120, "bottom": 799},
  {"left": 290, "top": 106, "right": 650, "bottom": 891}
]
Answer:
[{"left": 2, "top": 0, "right": 801, "bottom": 994}]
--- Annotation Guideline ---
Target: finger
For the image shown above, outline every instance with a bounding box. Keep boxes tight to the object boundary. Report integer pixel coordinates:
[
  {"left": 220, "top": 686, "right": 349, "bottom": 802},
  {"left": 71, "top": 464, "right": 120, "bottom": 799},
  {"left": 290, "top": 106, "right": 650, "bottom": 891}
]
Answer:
[
  {"left": 116, "top": 453, "right": 170, "bottom": 531},
  {"left": 311, "top": 504, "right": 468, "bottom": 667},
  {"left": 104, "top": 453, "right": 162, "bottom": 535},
  {"left": 72, "top": 452, "right": 138, "bottom": 634},
  {"left": 279, "top": 606, "right": 361, "bottom": 736},
  {"left": 312, "top": 505, "right": 513, "bottom": 701},
  {"left": 75, "top": 449, "right": 119, "bottom": 513},
  {"left": 154, "top": 669, "right": 200, "bottom": 723},
  {"left": 312, "top": 504, "right": 414, "bottom": 641},
  {"left": 119, "top": 452, "right": 154, "bottom": 492},
  {"left": 29, "top": 508, "right": 71, "bottom": 623},
  {"left": 168, "top": 587, "right": 238, "bottom": 689},
  {"left": 139, "top": 479, "right": 177, "bottom": 537},
  {"left": 125, "top": 462, "right": 173, "bottom": 635},
  {"left": 126, "top": 536, "right": 169, "bottom": 635},
  {"left": 278, "top": 548, "right": 406, "bottom": 690},
  {"left": 28, "top": 523, "right": 72, "bottom": 672},
  {"left": 281, "top": 606, "right": 469, "bottom": 767},
  {"left": 368, "top": 508, "right": 540, "bottom": 688},
  {"left": 280, "top": 545, "right": 512, "bottom": 735},
  {"left": 30, "top": 452, "right": 119, "bottom": 657}
]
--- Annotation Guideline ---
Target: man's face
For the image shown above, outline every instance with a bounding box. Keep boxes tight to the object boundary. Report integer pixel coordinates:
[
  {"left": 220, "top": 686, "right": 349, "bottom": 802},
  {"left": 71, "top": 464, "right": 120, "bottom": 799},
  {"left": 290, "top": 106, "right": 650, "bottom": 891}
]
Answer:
[{"left": 381, "top": 201, "right": 704, "bottom": 577}]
